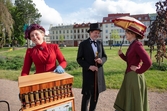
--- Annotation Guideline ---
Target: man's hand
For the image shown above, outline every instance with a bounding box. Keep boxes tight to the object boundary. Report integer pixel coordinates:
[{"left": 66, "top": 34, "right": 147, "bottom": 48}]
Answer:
[
  {"left": 95, "top": 58, "right": 102, "bottom": 64},
  {"left": 89, "top": 65, "right": 98, "bottom": 72}
]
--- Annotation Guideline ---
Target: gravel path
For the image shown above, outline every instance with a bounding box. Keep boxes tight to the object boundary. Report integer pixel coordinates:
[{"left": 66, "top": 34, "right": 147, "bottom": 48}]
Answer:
[{"left": 0, "top": 79, "right": 167, "bottom": 111}]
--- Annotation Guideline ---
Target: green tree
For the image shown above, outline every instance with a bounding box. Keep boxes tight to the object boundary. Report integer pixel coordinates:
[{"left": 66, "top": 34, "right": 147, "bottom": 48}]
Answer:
[
  {"left": 59, "top": 35, "right": 64, "bottom": 48},
  {"left": 12, "top": 0, "right": 41, "bottom": 47},
  {"left": 110, "top": 29, "right": 120, "bottom": 45},
  {"left": 60, "top": 35, "right": 64, "bottom": 42},
  {"left": 0, "top": 1, "right": 14, "bottom": 48},
  {"left": 108, "top": 29, "right": 120, "bottom": 49},
  {"left": 3, "top": 0, "right": 13, "bottom": 9}
]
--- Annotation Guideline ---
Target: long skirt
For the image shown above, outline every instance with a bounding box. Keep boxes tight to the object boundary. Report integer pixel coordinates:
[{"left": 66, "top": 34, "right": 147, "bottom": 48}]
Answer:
[{"left": 114, "top": 71, "right": 149, "bottom": 111}]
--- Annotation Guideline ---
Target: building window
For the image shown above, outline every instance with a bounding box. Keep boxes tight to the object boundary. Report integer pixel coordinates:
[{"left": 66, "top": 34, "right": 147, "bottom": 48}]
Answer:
[
  {"left": 78, "top": 29, "right": 80, "bottom": 33},
  {"left": 82, "top": 29, "right": 84, "bottom": 33},
  {"left": 120, "top": 29, "right": 124, "bottom": 33},
  {"left": 59, "top": 30, "right": 61, "bottom": 34},
  {"left": 56, "top": 31, "right": 58, "bottom": 34},
  {"left": 53, "top": 31, "right": 54, "bottom": 34},
  {"left": 78, "top": 35, "right": 80, "bottom": 39},
  {"left": 152, "top": 16, "right": 156, "bottom": 20},
  {"left": 142, "top": 22, "right": 145, "bottom": 25},
  {"left": 119, "top": 29, "right": 122, "bottom": 33},
  {"left": 86, "top": 34, "right": 88, "bottom": 38},
  {"left": 67, "top": 30, "right": 69, "bottom": 33},
  {"left": 74, "top": 30, "right": 76, "bottom": 33},
  {"left": 63, "top": 30, "right": 65, "bottom": 33},
  {"left": 71, "top": 30, "right": 73, "bottom": 33},
  {"left": 74, "top": 35, "right": 76, "bottom": 39},
  {"left": 106, "top": 36, "right": 108, "bottom": 39},
  {"left": 106, "top": 30, "right": 108, "bottom": 33},
  {"left": 106, "top": 24, "right": 108, "bottom": 28},
  {"left": 111, "top": 23, "right": 114, "bottom": 27},
  {"left": 71, "top": 35, "right": 73, "bottom": 39}
]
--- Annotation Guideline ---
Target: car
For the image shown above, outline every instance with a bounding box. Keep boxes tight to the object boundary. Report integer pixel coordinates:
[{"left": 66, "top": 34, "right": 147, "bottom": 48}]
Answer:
[
  {"left": 112, "top": 43, "right": 121, "bottom": 47},
  {"left": 59, "top": 44, "right": 65, "bottom": 47}
]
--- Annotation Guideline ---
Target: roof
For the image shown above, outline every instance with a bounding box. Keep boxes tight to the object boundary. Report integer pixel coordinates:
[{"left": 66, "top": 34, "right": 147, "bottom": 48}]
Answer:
[
  {"left": 130, "top": 14, "right": 150, "bottom": 21},
  {"left": 73, "top": 22, "right": 102, "bottom": 28},
  {"left": 102, "top": 13, "right": 130, "bottom": 23}
]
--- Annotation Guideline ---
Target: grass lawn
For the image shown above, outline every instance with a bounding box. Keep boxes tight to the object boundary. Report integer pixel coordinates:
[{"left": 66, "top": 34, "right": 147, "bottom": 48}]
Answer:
[{"left": 0, "top": 46, "right": 167, "bottom": 91}]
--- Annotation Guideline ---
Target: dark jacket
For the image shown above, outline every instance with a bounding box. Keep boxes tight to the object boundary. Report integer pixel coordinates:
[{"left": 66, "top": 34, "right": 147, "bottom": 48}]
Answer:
[{"left": 77, "top": 38, "right": 107, "bottom": 94}]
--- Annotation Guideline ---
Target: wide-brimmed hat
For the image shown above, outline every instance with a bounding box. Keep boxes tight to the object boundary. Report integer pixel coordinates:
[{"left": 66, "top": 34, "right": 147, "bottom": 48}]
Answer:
[
  {"left": 24, "top": 24, "right": 45, "bottom": 39},
  {"left": 126, "top": 24, "right": 145, "bottom": 39},
  {"left": 87, "top": 23, "right": 102, "bottom": 33}
]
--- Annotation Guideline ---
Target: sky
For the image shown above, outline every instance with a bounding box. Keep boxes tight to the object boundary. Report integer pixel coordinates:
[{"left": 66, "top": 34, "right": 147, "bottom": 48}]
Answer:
[{"left": 31, "top": 0, "right": 158, "bottom": 34}]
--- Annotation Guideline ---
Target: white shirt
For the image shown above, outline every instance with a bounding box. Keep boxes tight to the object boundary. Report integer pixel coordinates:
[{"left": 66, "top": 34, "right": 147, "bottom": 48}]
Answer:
[{"left": 90, "top": 38, "right": 98, "bottom": 57}]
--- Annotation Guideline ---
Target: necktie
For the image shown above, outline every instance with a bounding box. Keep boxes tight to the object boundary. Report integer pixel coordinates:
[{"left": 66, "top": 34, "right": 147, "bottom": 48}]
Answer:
[{"left": 91, "top": 41, "right": 97, "bottom": 47}]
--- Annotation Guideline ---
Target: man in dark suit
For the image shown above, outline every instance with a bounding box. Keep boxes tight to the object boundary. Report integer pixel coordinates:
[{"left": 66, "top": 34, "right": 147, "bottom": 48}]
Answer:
[{"left": 76, "top": 23, "right": 107, "bottom": 111}]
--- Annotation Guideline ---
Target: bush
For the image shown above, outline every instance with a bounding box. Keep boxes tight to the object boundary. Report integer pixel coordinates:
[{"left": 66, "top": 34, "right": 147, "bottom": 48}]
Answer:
[
  {"left": 150, "top": 62, "right": 167, "bottom": 71},
  {"left": 1, "top": 56, "right": 24, "bottom": 70},
  {"left": 0, "top": 56, "right": 6, "bottom": 64},
  {"left": 66, "top": 61, "right": 79, "bottom": 71},
  {"left": 0, "top": 56, "right": 79, "bottom": 71},
  {"left": 30, "top": 63, "right": 35, "bottom": 71},
  {"left": 0, "top": 55, "right": 36, "bottom": 71}
]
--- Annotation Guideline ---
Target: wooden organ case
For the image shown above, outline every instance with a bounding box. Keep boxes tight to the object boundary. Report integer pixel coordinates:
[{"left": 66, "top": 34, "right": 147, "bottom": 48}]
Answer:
[{"left": 18, "top": 72, "right": 75, "bottom": 111}]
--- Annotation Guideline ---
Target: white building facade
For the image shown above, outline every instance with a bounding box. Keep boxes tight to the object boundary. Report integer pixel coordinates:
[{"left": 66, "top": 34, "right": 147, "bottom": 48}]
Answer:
[
  {"left": 49, "top": 13, "right": 157, "bottom": 46},
  {"left": 49, "top": 25, "right": 74, "bottom": 46},
  {"left": 102, "top": 13, "right": 130, "bottom": 46}
]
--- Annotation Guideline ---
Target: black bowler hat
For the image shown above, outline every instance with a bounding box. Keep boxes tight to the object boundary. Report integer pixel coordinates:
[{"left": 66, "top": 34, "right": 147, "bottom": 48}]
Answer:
[{"left": 87, "top": 23, "right": 102, "bottom": 33}]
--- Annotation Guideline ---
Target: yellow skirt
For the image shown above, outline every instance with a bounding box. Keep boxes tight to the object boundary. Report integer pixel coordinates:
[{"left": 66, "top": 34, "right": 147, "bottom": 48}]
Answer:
[{"left": 114, "top": 71, "right": 149, "bottom": 111}]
